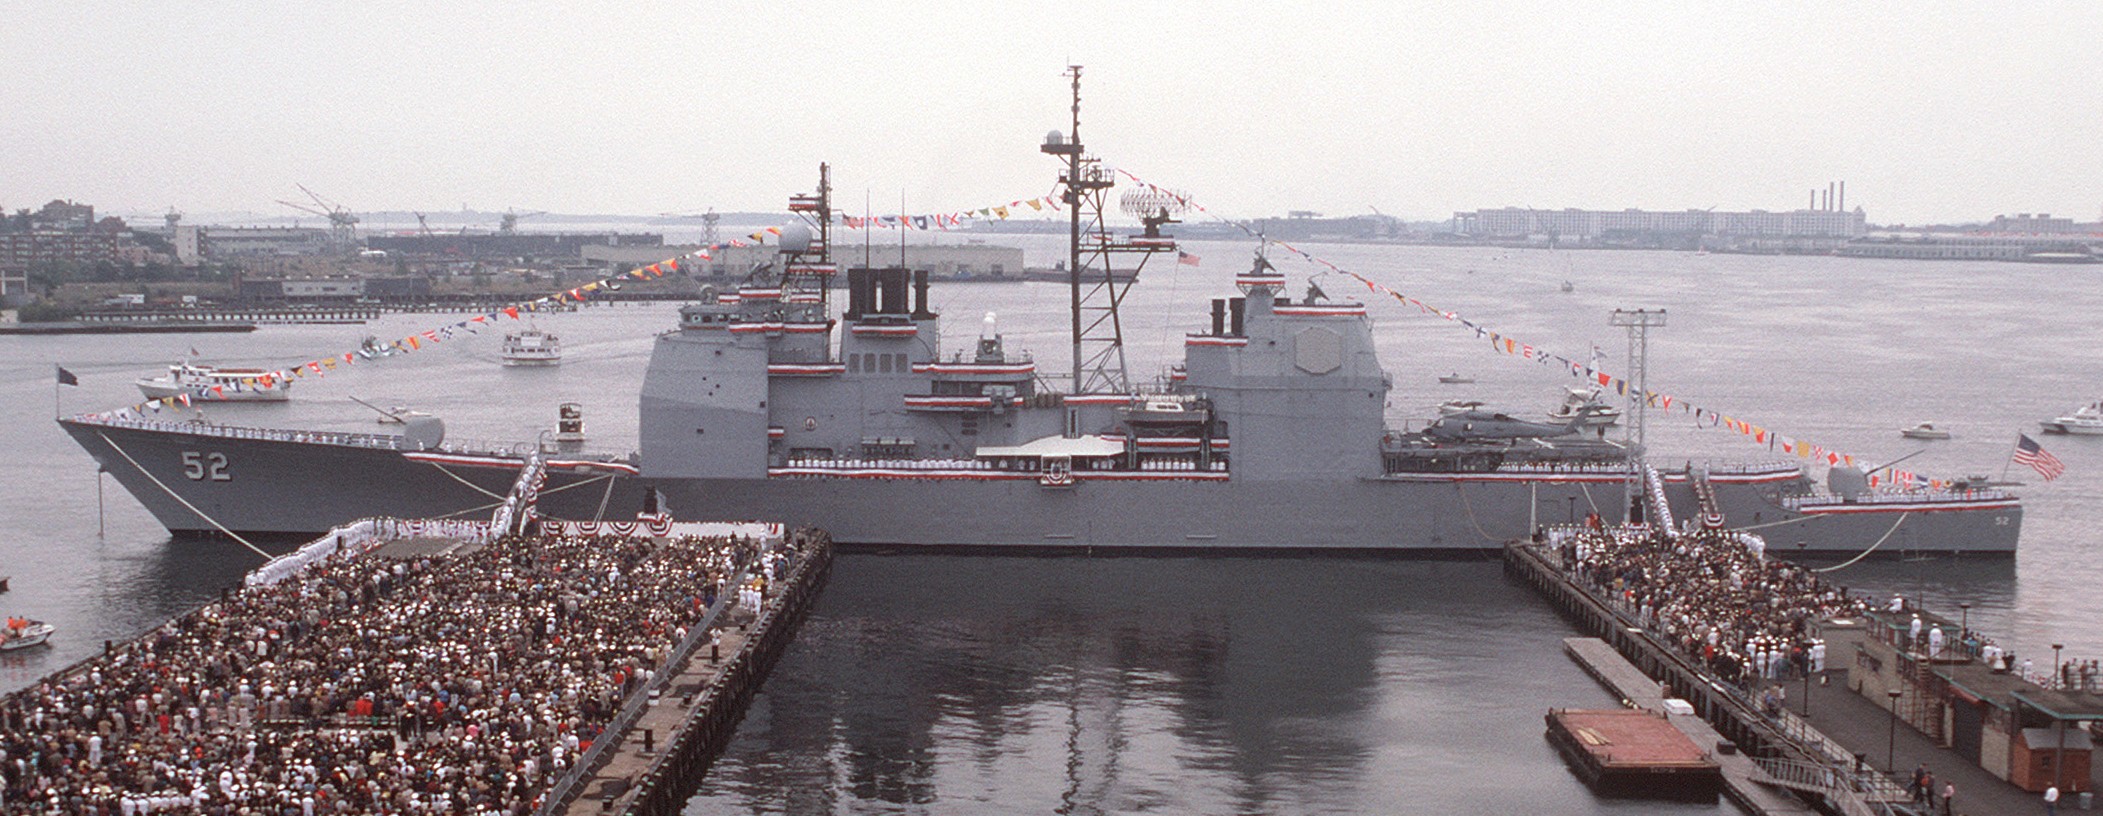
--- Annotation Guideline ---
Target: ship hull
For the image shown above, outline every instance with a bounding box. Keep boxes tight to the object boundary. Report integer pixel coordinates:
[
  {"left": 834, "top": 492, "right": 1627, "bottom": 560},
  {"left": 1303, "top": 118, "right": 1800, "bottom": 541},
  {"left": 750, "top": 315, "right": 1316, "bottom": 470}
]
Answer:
[
  {"left": 60, "top": 420, "right": 640, "bottom": 540},
  {"left": 61, "top": 420, "right": 2019, "bottom": 556}
]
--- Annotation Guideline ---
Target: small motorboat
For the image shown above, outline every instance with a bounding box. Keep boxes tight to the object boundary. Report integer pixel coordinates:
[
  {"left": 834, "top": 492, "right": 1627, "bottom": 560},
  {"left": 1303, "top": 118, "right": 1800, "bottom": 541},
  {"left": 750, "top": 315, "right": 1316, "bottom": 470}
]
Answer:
[
  {"left": 1560, "top": 280, "right": 1575, "bottom": 293},
  {"left": 2041, "top": 400, "right": 2103, "bottom": 435},
  {"left": 356, "top": 335, "right": 400, "bottom": 359},
  {"left": 0, "top": 617, "right": 53, "bottom": 651},
  {"left": 1900, "top": 422, "right": 1951, "bottom": 440},
  {"left": 1438, "top": 373, "right": 1475, "bottom": 384}
]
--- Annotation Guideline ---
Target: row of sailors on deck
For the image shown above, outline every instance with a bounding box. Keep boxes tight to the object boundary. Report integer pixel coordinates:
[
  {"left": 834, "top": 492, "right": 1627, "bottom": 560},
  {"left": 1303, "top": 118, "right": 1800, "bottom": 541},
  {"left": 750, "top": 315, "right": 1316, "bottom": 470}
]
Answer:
[{"left": 0, "top": 527, "right": 814, "bottom": 814}]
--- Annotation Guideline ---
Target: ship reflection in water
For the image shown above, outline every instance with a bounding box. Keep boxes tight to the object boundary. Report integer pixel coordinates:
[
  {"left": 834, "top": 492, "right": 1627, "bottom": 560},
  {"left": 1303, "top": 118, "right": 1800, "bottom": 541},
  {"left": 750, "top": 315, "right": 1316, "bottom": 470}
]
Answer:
[{"left": 681, "top": 555, "right": 1732, "bottom": 815}]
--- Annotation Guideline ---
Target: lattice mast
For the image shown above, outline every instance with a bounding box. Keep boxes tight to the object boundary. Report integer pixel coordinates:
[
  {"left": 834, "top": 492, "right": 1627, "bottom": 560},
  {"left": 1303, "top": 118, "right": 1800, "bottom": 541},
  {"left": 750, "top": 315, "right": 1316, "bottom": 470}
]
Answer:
[
  {"left": 1041, "top": 65, "right": 1155, "bottom": 395},
  {"left": 783, "top": 163, "right": 835, "bottom": 314}
]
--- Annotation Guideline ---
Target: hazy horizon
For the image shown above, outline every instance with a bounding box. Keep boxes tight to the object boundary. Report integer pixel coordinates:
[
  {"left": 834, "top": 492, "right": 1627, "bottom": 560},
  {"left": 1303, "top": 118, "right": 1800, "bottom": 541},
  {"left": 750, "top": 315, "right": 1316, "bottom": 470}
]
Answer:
[{"left": 6, "top": 3, "right": 2099, "bottom": 226}]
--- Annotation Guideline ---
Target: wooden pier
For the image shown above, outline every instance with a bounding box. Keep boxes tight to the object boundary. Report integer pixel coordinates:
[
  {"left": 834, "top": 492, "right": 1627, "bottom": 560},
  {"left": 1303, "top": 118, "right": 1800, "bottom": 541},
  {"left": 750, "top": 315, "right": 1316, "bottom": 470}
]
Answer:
[
  {"left": 1509, "top": 542, "right": 1910, "bottom": 816},
  {"left": 540, "top": 531, "right": 836, "bottom": 816}
]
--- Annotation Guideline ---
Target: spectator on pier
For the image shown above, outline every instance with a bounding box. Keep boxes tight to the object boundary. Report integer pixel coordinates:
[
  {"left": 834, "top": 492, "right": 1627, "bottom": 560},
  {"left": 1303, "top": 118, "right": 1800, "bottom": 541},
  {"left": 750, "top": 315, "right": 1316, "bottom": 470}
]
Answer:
[
  {"left": 1554, "top": 524, "right": 1870, "bottom": 697},
  {"left": 0, "top": 524, "right": 823, "bottom": 814}
]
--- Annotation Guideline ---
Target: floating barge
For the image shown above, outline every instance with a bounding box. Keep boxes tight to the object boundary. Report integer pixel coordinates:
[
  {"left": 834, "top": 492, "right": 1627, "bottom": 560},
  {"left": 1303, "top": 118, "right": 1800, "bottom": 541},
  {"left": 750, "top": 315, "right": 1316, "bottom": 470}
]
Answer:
[{"left": 1546, "top": 708, "right": 1722, "bottom": 801}]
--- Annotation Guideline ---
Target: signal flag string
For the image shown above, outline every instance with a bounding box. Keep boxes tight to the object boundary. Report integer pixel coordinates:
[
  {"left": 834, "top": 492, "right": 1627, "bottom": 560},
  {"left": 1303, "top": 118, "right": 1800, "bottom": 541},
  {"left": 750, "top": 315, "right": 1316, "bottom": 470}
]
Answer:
[{"left": 1113, "top": 168, "right": 1970, "bottom": 491}]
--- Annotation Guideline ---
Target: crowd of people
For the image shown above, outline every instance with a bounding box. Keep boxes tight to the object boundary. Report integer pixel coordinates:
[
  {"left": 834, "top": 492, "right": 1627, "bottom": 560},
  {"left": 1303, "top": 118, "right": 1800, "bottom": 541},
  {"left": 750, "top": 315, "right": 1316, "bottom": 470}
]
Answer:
[
  {"left": 1553, "top": 524, "right": 1870, "bottom": 690},
  {"left": 0, "top": 523, "right": 815, "bottom": 814}
]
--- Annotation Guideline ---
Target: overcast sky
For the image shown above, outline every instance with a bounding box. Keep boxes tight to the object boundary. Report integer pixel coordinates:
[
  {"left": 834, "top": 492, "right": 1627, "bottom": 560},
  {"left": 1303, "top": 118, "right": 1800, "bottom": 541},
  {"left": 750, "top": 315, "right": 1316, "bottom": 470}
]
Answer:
[{"left": 5, "top": 2, "right": 2099, "bottom": 225}]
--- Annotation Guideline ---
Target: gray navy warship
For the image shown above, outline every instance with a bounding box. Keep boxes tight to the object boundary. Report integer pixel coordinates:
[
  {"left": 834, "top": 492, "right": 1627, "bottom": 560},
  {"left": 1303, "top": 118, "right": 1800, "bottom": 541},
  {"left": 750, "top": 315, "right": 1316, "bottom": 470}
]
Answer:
[{"left": 58, "top": 75, "right": 2021, "bottom": 555}]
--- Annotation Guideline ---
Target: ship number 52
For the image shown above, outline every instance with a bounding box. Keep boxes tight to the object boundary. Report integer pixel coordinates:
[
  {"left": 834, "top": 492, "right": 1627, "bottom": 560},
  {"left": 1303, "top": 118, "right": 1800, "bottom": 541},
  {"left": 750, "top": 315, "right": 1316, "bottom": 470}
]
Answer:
[{"left": 182, "top": 451, "right": 230, "bottom": 481}]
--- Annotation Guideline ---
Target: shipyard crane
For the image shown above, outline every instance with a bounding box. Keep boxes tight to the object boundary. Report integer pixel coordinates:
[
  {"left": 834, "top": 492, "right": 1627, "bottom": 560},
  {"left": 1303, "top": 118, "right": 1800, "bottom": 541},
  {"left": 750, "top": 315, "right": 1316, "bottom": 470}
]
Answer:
[
  {"left": 659, "top": 208, "right": 721, "bottom": 245},
  {"left": 275, "top": 184, "right": 360, "bottom": 252},
  {"left": 498, "top": 209, "right": 546, "bottom": 235},
  {"left": 413, "top": 212, "right": 435, "bottom": 237}
]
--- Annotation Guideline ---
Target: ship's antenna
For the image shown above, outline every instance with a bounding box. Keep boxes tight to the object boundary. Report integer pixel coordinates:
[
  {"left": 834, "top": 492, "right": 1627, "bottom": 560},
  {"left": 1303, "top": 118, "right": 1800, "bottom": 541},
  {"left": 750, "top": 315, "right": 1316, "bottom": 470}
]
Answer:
[
  {"left": 863, "top": 189, "right": 873, "bottom": 270},
  {"left": 1040, "top": 65, "right": 1173, "bottom": 395},
  {"left": 898, "top": 190, "right": 907, "bottom": 271}
]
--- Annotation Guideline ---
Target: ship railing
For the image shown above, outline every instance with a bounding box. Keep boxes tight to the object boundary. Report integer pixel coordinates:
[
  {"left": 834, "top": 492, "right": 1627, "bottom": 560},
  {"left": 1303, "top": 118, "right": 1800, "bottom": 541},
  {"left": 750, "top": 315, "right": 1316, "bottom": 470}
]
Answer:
[
  {"left": 244, "top": 517, "right": 499, "bottom": 588},
  {"left": 73, "top": 413, "right": 413, "bottom": 450},
  {"left": 1781, "top": 488, "right": 2013, "bottom": 509},
  {"left": 71, "top": 414, "right": 635, "bottom": 463},
  {"left": 1662, "top": 460, "right": 1804, "bottom": 477},
  {"left": 777, "top": 457, "right": 1229, "bottom": 474}
]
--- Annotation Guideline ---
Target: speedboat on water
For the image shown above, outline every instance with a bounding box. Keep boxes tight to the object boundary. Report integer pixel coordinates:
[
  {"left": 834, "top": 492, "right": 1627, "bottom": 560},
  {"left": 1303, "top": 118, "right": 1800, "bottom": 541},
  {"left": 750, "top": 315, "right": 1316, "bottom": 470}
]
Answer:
[
  {"left": 1438, "top": 372, "right": 1475, "bottom": 384},
  {"left": 0, "top": 617, "right": 53, "bottom": 651},
  {"left": 1900, "top": 422, "right": 1950, "bottom": 440},
  {"left": 2040, "top": 400, "right": 2103, "bottom": 435},
  {"left": 135, "top": 362, "right": 291, "bottom": 402},
  {"left": 502, "top": 329, "right": 561, "bottom": 367}
]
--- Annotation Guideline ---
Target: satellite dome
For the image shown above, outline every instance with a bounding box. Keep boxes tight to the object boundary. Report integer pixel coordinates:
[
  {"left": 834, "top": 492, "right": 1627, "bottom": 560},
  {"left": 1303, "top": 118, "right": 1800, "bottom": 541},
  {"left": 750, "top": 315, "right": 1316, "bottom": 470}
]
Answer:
[
  {"left": 777, "top": 222, "right": 814, "bottom": 254},
  {"left": 1044, "top": 130, "right": 1065, "bottom": 146}
]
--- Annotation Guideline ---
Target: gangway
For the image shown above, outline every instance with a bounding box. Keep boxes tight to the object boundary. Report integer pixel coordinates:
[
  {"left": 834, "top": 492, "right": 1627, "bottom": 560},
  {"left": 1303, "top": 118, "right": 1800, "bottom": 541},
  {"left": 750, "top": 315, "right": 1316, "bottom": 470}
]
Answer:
[{"left": 1641, "top": 463, "right": 1677, "bottom": 534}]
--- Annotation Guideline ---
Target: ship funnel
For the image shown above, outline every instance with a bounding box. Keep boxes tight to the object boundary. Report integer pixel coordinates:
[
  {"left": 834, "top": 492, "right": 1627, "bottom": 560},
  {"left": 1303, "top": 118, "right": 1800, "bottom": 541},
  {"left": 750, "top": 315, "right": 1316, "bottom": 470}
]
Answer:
[
  {"left": 982, "top": 311, "right": 998, "bottom": 339},
  {"left": 912, "top": 269, "right": 933, "bottom": 318}
]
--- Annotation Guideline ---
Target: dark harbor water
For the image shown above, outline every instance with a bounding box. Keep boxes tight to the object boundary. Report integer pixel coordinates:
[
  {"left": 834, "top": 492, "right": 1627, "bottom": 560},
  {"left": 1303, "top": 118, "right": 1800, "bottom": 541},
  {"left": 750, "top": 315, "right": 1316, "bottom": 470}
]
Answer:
[
  {"left": 2, "top": 240, "right": 2097, "bottom": 813},
  {"left": 682, "top": 554, "right": 1731, "bottom": 815}
]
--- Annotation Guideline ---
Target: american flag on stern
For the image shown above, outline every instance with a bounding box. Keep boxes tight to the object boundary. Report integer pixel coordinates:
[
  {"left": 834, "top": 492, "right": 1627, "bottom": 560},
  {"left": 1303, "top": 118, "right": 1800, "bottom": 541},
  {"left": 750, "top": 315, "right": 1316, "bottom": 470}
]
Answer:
[
  {"left": 1177, "top": 250, "right": 1201, "bottom": 267},
  {"left": 2013, "top": 433, "right": 2066, "bottom": 481}
]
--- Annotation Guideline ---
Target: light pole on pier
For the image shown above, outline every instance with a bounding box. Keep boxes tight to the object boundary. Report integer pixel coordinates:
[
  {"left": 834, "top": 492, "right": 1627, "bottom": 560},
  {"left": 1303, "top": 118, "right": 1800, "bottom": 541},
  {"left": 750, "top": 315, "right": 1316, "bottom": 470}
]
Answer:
[
  {"left": 1609, "top": 308, "right": 1666, "bottom": 524},
  {"left": 1886, "top": 688, "right": 1903, "bottom": 773}
]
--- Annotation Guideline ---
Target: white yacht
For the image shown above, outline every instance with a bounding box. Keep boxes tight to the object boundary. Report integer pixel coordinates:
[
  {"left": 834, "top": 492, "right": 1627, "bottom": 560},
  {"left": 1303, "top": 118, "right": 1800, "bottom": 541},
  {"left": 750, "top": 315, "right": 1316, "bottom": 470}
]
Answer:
[
  {"left": 2041, "top": 400, "right": 2103, "bottom": 435},
  {"left": 1547, "top": 386, "right": 1621, "bottom": 429},
  {"left": 1900, "top": 422, "right": 1951, "bottom": 440}
]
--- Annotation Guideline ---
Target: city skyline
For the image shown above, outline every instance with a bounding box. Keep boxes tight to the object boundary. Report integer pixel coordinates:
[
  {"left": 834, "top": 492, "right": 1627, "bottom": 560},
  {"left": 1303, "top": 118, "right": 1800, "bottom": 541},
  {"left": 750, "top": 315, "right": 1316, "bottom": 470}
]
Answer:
[{"left": 5, "top": 3, "right": 2100, "bottom": 225}]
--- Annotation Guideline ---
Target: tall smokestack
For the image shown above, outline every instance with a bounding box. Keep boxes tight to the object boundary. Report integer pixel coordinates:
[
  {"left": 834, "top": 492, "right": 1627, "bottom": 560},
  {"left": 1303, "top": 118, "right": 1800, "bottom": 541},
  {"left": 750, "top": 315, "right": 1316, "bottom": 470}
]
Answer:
[
  {"left": 1828, "top": 182, "right": 1836, "bottom": 211},
  {"left": 1810, "top": 190, "right": 1817, "bottom": 211},
  {"left": 1838, "top": 181, "right": 1845, "bottom": 212}
]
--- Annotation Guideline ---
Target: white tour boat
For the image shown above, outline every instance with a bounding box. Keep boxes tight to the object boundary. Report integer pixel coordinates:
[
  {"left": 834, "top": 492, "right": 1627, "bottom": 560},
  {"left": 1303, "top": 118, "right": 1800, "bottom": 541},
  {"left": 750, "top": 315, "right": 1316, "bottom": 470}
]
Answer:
[
  {"left": 501, "top": 329, "right": 562, "bottom": 367},
  {"left": 135, "top": 362, "right": 292, "bottom": 402},
  {"left": 1900, "top": 422, "right": 1951, "bottom": 440}
]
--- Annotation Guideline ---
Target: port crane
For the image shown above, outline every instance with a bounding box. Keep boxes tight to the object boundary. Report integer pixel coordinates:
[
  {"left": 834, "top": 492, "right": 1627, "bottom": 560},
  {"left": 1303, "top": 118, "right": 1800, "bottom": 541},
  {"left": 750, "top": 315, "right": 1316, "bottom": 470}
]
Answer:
[
  {"left": 498, "top": 209, "right": 546, "bottom": 235},
  {"left": 275, "top": 184, "right": 360, "bottom": 252}
]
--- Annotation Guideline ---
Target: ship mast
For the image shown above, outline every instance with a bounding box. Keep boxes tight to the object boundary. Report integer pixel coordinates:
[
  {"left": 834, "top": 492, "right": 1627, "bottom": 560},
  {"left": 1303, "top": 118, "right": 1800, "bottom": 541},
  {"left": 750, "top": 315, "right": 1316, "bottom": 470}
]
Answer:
[
  {"left": 783, "top": 163, "right": 834, "bottom": 314},
  {"left": 1040, "top": 66, "right": 1169, "bottom": 395}
]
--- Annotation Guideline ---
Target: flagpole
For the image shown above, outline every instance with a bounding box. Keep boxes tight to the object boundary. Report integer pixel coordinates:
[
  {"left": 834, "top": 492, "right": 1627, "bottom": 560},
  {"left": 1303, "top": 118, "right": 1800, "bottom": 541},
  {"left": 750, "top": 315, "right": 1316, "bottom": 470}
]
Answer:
[{"left": 2000, "top": 434, "right": 2021, "bottom": 483}]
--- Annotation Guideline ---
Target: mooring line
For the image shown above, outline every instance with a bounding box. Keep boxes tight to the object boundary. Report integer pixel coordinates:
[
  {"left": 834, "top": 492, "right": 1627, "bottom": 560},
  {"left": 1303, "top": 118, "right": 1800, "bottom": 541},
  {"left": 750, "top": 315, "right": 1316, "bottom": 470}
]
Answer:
[{"left": 97, "top": 431, "right": 272, "bottom": 560}]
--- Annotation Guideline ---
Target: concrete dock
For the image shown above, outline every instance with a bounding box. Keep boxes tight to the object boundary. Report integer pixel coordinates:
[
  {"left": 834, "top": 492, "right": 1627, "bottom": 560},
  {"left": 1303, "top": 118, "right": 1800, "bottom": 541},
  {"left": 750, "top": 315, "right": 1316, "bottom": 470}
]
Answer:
[
  {"left": 1509, "top": 541, "right": 1908, "bottom": 815},
  {"left": 540, "top": 528, "right": 835, "bottom": 815},
  {"left": 1563, "top": 638, "right": 1820, "bottom": 815}
]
